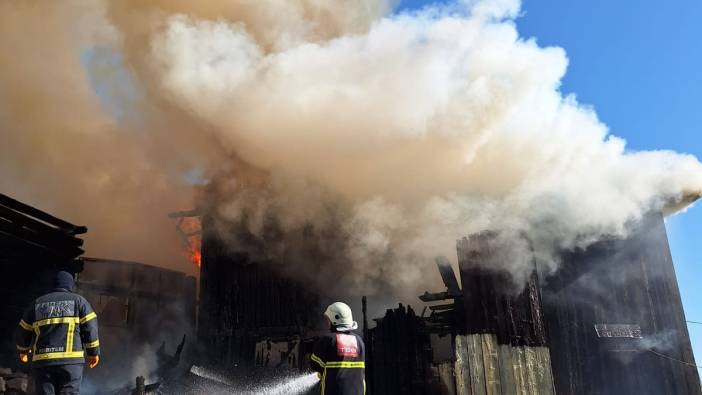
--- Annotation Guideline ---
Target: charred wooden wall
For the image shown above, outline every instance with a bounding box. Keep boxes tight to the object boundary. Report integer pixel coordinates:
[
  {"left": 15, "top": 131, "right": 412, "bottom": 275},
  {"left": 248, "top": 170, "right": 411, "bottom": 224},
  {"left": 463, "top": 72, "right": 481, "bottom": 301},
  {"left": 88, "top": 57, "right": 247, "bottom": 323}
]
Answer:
[
  {"left": 0, "top": 193, "right": 86, "bottom": 364},
  {"left": 197, "top": 206, "right": 699, "bottom": 394},
  {"left": 198, "top": 215, "right": 320, "bottom": 366},
  {"left": 452, "top": 216, "right": 700, "bottom": 395},
  {"left": 543, "top": 213, "right": 701, "bottom": 395},
  {"left": 457, "top": 234, "right": 548, "bottom": 347},
  {"left": 366, "top": 304, "right": 439, "bottom": 395},
  {"left": 77, "top": 258, "right": 196, "bottom": 340},
  {"left": 455, "top": 234, "right": 556, "bottom": 394}
]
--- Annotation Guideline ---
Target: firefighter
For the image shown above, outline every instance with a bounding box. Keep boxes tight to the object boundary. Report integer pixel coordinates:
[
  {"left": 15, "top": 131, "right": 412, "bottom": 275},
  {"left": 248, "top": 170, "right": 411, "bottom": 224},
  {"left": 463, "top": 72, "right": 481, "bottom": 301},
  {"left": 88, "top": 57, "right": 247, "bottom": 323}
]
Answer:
[
  {"left": 310, "top": 302, "right": 366, "bottom": 395},
  {"left": 15, "top": 270, "right": 100, "bottom": 395}
]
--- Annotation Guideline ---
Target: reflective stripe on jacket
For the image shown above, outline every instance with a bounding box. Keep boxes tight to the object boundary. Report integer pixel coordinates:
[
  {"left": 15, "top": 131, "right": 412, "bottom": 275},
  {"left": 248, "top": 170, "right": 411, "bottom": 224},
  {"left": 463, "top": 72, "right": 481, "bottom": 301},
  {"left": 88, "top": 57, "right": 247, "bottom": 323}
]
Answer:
[
  {"left": 15, "top": 289, "right": 100, "bottom": 367},
  {"left": 310, "top": 331, "right": 366, "bottom": 395}
]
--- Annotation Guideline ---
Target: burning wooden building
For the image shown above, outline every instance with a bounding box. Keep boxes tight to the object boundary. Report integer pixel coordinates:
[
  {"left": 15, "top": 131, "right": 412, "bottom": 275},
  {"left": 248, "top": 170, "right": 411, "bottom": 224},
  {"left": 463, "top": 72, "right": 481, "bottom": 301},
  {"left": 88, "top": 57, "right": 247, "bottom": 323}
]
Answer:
[
  {"left": 198, "top": 207, "right": 700, "bottom": 394},
  {"left": 366, "top": 241, "right": 554, "bottom": 395},
  {"left": 366, "top": 213, "right": 700, "bottom": 395}
]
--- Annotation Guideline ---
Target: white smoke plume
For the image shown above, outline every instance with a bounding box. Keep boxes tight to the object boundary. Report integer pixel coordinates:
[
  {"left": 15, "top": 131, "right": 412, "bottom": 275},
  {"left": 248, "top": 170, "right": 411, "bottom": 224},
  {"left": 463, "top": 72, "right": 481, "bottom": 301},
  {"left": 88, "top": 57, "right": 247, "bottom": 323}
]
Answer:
[
  {"left": 147, "top": 0, "right": 702, "bottom": 291},
  {"left": 1, "top": 0, "right": 701, "bottom": 296}
]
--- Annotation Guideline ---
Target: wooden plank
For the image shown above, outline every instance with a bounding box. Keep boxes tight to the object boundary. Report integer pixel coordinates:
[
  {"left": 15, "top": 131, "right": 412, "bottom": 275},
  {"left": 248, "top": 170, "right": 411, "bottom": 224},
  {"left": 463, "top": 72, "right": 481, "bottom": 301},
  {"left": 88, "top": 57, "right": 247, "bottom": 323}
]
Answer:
[
  {"left": 0, "top": 220, "right": 84, "bottom": 258},
  {"left": 454, "top": 335, "right": 472, "bottom": 395},
  {"left": 0, "top": 193, "right": 86, "bottom": 234},
  {"left": 511, "top": 347, "right": 527, "bottom": 395},
  {"left": 510, "top": 346, "right": 556, "bottom": 395},
  {"left": 497, "top": 345, "right": 517, "bottom": 395},
  {"left": 522, "top": 347, "right": 539, "bottom": 394},
  {"left": 0, "top": 205, "right": 84, "bottom": 247},
  {"left": 480, "top": 335, "right": 501, "bottom": 395},
  {"left": 534, "top": 347, "right": 556, "bottom": 395},
  {"left": 467, "top": 335, "right": 486, "bottom": 395},
  {"left": 437, "top": 362, "right": 457, "bottom": 395}
]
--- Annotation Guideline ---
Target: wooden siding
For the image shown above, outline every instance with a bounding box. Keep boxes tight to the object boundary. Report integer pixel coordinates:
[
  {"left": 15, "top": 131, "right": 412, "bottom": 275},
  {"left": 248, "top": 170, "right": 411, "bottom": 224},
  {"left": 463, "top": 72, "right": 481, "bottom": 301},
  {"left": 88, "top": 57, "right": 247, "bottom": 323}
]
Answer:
[
  {"left": 454, "top": 334, "right": 555, "bottom": 395},
  {"left": 543, "top": 214, "right": 702, "bottom": 395},
  {"left": 198, "top": 215, "right": 320, "bottom": 366}
]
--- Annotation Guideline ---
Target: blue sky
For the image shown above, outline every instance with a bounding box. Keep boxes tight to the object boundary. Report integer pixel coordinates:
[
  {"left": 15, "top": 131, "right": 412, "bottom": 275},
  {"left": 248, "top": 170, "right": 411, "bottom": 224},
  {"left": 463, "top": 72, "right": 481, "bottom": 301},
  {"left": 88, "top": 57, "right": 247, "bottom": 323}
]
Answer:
[{"left": 399, "top": 0, "right": 702, "bottom": 368}]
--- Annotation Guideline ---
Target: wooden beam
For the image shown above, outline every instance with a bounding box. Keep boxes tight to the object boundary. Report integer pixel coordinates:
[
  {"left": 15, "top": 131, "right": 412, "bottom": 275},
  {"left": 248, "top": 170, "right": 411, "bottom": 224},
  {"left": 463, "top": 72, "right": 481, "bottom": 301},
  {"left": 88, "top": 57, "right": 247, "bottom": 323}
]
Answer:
[
  {"left": 435, "top": 256, "right": 462, "bottom": 297},
  {"left": 0, "top": 220, "right": 84, "bottom": 258},
  {"left": 0, "top": 205, "right": 84, "bottom": 247},
  {"left": 0, "top": 193, "right": 86, "bottom": 234}
]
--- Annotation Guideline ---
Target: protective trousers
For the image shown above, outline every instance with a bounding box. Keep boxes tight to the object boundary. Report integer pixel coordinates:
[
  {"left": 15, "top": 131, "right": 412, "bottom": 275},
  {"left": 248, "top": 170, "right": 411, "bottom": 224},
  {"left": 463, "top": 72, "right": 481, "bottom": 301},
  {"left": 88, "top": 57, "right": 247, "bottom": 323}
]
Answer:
[{"left": 33, "top": 364, "right": 84, "bottom": 395}]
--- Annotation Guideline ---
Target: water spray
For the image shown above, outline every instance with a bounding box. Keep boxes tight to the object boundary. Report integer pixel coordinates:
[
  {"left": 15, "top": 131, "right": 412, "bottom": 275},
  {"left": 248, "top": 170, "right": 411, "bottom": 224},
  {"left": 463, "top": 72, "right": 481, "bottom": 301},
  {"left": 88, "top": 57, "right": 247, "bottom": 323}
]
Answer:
[
  {"left": 254, "top": 373, "right": 320, "bottom": 395},
  {"left": 189, "top": 365, "right": 237, "bottom": 387},
  {"left": 188, "top": 365, "right": 319, "bottom": 395}
]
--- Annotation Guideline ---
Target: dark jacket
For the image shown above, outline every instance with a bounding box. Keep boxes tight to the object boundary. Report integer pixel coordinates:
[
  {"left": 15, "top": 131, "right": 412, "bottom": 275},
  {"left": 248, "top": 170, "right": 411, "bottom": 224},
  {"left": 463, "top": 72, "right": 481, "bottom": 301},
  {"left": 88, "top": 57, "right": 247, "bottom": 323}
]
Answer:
[
  {"left": 310, "top": 330, "right": 365, "bottom": 395},
  {"left": 15, "top": 289, "right": 100, "bottom": 367}
]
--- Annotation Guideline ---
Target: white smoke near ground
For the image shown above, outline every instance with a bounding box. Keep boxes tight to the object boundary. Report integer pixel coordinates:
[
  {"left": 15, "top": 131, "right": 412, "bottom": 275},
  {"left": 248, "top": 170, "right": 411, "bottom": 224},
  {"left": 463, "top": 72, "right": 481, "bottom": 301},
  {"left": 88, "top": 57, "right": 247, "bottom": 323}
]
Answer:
[
  {"left": 131, "top": 345, "right": 160, "bottom": 383},
  {"left": 81, "top": 344, "right": 160, "bottom": 395},
  {"left": 1, "top": 0, "right": 701, "bottom": 297},
  {"left": 145, "top": 0, "right": 702, "bottom": 293}
]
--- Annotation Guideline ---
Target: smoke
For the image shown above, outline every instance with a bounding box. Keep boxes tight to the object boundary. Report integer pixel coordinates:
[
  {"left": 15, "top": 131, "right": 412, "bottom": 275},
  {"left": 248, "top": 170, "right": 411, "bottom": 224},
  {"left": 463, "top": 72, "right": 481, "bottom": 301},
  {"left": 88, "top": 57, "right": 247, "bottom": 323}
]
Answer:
[
  {"left": 639, "top": 329, "right": 679, "bottom": 352},
  {"left": 82, "top": 345, "right": 158, "bottom": 394},
  {"left": 0, "top": 1, "right": 223, "bottom": 274},
  {"left": 2, "top": 1, "right": 702, "bottom": 296}
]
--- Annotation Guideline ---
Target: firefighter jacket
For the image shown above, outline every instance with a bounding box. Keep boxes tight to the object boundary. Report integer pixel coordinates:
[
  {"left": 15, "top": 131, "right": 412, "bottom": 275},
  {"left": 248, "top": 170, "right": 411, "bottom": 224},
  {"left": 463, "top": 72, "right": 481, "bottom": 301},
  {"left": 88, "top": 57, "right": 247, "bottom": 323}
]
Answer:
[
  {"left": 310, "top": 330, "right": 366, "bottom": 395},
  {"left": 15, "top": 288, "right": 100, "bottom": 367}
]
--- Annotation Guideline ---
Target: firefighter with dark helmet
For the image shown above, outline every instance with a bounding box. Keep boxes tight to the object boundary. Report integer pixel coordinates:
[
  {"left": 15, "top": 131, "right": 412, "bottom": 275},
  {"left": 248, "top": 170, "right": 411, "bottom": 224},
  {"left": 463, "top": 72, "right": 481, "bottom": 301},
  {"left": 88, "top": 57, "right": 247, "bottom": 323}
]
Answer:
[
  {"left": 15, "top": 270, "right": 100, "bottom": 395},
  {"left": 310, "top": 302, "right": 366, "bottom": 395}
]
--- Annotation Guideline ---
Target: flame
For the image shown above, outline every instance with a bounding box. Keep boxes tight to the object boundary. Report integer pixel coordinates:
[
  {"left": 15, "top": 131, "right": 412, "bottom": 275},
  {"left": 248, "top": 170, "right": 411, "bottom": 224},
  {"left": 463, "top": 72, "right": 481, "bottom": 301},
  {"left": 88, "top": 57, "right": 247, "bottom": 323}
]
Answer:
[
  {"left": 187, "top": 235, "right": 202, "bottom": 268},
  {"left": 179, "top": 217, "right": 202, "bottom": 268}
]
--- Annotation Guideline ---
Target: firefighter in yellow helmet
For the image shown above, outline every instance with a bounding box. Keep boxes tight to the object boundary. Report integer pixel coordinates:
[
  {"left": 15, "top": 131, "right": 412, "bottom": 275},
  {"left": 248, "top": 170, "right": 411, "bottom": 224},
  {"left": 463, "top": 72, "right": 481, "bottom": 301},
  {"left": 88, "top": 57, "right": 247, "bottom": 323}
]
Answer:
[
  {"left": 310, "top": 302, "right": 366, "bottom": 395},
  {"left": 15, "top": 271, "right": 100, "bottom": 395}
]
